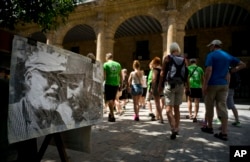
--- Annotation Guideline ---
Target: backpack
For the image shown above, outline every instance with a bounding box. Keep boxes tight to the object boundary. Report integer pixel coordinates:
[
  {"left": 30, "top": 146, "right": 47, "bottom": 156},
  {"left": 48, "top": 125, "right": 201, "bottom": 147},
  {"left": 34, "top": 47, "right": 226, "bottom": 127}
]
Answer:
[{"left": 166, "top": 55, "right": 188, "bottom": 85}]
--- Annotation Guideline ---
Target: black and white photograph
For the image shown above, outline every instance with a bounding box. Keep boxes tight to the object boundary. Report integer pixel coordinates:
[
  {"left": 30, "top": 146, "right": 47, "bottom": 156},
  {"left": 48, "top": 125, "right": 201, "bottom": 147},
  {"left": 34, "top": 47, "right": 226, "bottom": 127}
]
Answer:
[{"left": 8, "top": 35, "right": 103, "bottom": 144}]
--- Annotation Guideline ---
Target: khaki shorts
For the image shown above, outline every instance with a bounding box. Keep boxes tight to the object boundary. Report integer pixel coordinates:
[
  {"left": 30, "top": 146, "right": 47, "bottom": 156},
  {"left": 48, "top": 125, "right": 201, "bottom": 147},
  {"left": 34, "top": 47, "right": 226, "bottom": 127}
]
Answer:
[
  {"left": 204, "top": 85, "right": 228, "bottom": 119},
  {"left": 163, "top": 82, "right": 184, "bottom": 106}
]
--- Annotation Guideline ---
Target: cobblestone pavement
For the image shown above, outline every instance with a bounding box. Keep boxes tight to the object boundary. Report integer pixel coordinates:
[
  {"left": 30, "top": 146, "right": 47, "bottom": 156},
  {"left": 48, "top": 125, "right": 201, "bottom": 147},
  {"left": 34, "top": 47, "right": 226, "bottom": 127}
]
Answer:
[{"left": 41, "top": 100, "right": 250, "bottom": 162}]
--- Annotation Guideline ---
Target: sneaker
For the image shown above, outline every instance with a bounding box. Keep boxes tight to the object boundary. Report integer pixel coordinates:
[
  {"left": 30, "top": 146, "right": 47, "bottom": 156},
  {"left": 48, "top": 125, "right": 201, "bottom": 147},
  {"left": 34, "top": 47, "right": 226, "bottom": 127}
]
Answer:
[
  {"left": 151, "top": 116, "right": 156, "bottom": 121},
  {"left": 193, "top": 118, "right": 197, "bottom": 123},
  {"left": 134, "top": 115, "right": 140, "bottom": 121},
  {"left": 200, "top": 119, "right": 207, "bottom": 127},
  {"left": 149, "top": 113, "right": 155, "bottom": 117},
  {"left": 108, "top": 114, "right": 116, "bottom": 122},
  {"left": 186, "top": 115, "right": 193, "bottom": 119},
  {"left": 232, "top": 121, "right": 241, "bottom": 127},
  {"left": 201, "top": 126, "right": 214, "bottom": 134},
  {"left": 148, "top": 113, "right": 155, "bottom": 120},
  {"left": 158, "top": 120, "right": 164, "bottom": 124},
  {"left": 170, "top": 132, "right": 177, "bottom": 140},
  {"left": 213, "top": 118, "right": 221, "bottom": 125},
  {"left": 214, "top": 132, "right": 228, "bottom": 141}
]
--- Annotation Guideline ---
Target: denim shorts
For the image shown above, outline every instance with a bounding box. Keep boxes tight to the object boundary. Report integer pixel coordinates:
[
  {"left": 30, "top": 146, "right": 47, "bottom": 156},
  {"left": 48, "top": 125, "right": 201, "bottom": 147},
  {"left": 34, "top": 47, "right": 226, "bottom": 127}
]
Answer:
[
  {"left": 227, "top": 89, "right": 235, "bottom": 109},
  {"left": 131, "top": 84, "right": 143, "bottom": 96}
]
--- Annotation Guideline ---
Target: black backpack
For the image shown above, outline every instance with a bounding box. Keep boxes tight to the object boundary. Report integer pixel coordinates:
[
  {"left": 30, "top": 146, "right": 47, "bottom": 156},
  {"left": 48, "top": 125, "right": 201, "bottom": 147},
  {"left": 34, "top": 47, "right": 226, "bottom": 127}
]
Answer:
[{"left": 166, "top": 55, "right": 188, "bottom": 85}]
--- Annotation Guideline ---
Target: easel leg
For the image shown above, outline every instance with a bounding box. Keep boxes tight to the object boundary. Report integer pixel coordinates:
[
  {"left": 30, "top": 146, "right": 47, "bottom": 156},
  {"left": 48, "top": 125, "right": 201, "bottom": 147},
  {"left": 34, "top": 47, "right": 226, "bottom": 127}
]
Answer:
[
  {"left": 36, "top": 134, "right": 53, "bottom": 161},
  {"left": 37, "top": 133, "right": 68, "bottom": 162},
  {"left": 54, "top": 133, "right": 69, "bottom": 162}
]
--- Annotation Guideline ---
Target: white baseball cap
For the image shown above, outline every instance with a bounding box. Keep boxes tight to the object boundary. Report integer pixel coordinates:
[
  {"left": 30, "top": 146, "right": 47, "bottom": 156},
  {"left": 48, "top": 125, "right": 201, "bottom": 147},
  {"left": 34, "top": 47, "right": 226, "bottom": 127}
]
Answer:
[
  {"left": 189, "top": 58, "right": 197, "bottom": 63},
  {"left": 207, "top": 39, "right": 222, "bottom": 47},
  {"left": 25, "top": 46, "right": 67, "bottom": 73}
]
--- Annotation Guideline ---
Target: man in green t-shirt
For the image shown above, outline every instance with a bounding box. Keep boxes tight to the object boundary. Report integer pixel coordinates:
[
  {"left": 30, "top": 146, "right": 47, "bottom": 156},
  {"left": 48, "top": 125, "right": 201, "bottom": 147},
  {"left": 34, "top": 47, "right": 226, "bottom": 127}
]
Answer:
[
  {"left": 103, "top": 53, "right": 122, "bottom": 122},
  {"left": 187, "top": 58, "right": 204, "bottom": 122}
]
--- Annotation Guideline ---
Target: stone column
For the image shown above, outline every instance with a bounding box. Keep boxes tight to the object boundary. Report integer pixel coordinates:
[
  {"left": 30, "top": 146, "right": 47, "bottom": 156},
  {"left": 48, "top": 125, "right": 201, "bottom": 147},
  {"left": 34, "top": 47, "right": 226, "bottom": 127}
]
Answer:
[
  {"left": 177, "top": 30, "right": 185, "bottom": 54},
  {"left": 105, "top": 36, "right": 115, "bottom": 56},
  {"left": 165, "top": 10, "right": 177, "bottom": 54},
  {"left": 49, "top": 30, "right": 63, "bottom": 48},
  {"left": 96, "top": 20, "right": 106, "bottom": 62},
  {"left": 46, "top": 31, "right": 55, "bottom": 45},
  {"left": 161, "top": 32, "right": 168, "bottom": 57},
  {"left": 96, "top": 24, "right": 115, "bottom": 63},
  {"left": 95, "top": 11, "right": 111, "bottom": 63}
]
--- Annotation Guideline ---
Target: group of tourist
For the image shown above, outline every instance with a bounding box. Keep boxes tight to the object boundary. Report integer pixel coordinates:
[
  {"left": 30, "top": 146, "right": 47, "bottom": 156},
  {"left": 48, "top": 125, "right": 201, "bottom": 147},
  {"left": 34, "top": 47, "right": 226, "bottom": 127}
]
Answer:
[{"left": 103, "top": 39, "right": 246, "bottom": 141}]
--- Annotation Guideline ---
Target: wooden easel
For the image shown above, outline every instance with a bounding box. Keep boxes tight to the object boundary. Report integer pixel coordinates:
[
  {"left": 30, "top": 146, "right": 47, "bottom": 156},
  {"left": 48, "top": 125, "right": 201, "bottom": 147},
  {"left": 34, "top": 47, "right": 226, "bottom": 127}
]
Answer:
[
  {"left": 16, "top": 133, "right": 68, "bottom": 162},
  {"left": 36, "top": 133, "right": 68, "bottom": 162}
]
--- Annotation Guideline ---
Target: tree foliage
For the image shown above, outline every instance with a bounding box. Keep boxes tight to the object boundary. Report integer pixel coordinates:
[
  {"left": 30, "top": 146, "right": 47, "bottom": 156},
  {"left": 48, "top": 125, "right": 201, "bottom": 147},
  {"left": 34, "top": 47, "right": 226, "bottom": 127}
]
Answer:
[{"left": 0, "top": 0, "right": 77, "bottom": 32}]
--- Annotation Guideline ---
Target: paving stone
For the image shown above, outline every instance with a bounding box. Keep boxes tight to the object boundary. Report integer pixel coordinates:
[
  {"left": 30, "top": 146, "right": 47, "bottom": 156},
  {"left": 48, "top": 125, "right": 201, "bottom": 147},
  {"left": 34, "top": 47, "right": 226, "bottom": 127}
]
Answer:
[{"left": 39, "top": 100, "right": 250, "bottom": 162}]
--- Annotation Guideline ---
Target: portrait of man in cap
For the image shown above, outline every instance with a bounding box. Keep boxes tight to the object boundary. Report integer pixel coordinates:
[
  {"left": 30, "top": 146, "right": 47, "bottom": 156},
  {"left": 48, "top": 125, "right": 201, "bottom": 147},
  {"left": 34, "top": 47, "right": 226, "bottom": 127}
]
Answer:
[
  {"left": 8, "top": 36, "right": 68, "bottom": 143},
  {"left": 57, "top": 54, "right": 103, "bottom": 128},
  {"left": 8, "top": 35, "right": 103, "bottom": 144},
  {"left": 57, "top": 55, "right": 90, "bottom": 128}
]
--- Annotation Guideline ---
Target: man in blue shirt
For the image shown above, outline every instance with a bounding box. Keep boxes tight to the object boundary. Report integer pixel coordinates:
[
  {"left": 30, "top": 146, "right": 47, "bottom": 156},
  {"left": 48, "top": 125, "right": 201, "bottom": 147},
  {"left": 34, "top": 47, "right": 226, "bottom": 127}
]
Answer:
[{"left": 201, "top": 39, "right": 246, "bottom": 141}]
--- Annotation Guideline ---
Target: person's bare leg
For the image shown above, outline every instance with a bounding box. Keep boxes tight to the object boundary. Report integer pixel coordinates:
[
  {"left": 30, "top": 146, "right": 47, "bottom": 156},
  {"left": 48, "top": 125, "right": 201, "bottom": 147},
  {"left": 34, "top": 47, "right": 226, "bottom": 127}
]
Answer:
[
  {"left": 207, "top": 115, "right": 213, "bottom": 128},
  {"left": 166, "top": 105, "right": 176, "bottom": 131},
  {"left": 220, "top": 117, "right": 228, "bottom": 134},
  {"left": 173, "top": 105, "right": 180, "bottom": 132},
  {"left": 154, "top": 96, "right": 163, "bottom": 122},
  {"left": 137, "top": 95, "right": 141, "bottom": 115},
  {"left": 232, "top": 108, "right": 239, "bottom": 122},
  {"left": 115, "top": 99, "right": 122, "bottom": 115},
  {"left": 194, "top": 98, "right": 200, "bottom": 118},
  {"left": 187, "top": 96, "right": 192, "bottom": 118},
  {"left": 108, "top": 100, "right": 115, "bottom": 117},
  {"left": 132, "top": 96, "right": 137, "bottom": 115},
  {"left": 147, "top": 100, "right": 153, "bottom": 113}
]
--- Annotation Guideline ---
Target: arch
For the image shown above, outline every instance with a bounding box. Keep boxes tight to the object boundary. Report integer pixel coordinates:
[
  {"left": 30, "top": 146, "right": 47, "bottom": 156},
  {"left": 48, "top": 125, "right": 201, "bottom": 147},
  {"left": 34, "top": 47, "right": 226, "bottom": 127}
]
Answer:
[
  {"left": 114, "top": 15, "right": 162, "bottom": 39},
  {"left": 185, "top": 3, "right": 250, "bottom": 30},
  {"left": 177, "top": 0, "right": 250, "bottom": 31},
  {"left": 63, "top": 24, "right": 96, "bottom": 44},
  {"left": 54, "top": 18, "right": 97, "bottom": 45},
  {"left": 106, "top": 5, "right": 165, "bottom": 39}
]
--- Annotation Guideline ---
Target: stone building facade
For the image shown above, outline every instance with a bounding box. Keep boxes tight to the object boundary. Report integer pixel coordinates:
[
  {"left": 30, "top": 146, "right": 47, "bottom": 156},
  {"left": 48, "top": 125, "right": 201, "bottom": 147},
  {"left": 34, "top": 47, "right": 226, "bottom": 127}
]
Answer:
[{"left": 1, "top": 0, "right": 250, "bottom": 99}]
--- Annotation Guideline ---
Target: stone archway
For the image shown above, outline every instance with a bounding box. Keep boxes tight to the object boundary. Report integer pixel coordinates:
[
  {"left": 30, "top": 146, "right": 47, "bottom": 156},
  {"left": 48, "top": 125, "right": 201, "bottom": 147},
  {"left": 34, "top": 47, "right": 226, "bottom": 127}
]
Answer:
[
  {"left": 106, "top": 5, "right": 165, "bottom": 42},
  {"left": 177, "top": 0, "right": 250, "bottom": 33},
  {"left": 53, "top": 18, "right": 97, "bottom": 47},
  {"left": 177, "top": 0, "right": 250, "bottom": 100},
  {"left": 109, "top": 14, "right": 163, "bottom": 71},
  {"left": 61, "top": 24, "right": 96, "bottom": 56}
]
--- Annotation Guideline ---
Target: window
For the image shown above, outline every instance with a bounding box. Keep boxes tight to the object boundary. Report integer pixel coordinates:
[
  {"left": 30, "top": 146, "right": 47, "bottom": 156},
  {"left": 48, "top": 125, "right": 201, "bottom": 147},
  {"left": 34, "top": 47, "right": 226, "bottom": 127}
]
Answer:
[
  {"left": 134, "top": 40, "right": 149, "bottom": 60},
  {"left": 184, "top": 36, "right": 198, "bottom": 59},
  {"left": 232, "top": 31, "right": 250, "bottom": 56}
]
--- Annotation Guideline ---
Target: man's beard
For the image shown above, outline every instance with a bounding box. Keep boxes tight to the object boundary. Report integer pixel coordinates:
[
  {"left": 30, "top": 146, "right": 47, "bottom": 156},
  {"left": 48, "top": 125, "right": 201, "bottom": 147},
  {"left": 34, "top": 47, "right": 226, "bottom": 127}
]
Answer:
[
  {"left": 68, "top": 97, "right": 85, "bottom": 122},
  {"left": 28, "top": 94, "right": 59, "bottom": 111}
]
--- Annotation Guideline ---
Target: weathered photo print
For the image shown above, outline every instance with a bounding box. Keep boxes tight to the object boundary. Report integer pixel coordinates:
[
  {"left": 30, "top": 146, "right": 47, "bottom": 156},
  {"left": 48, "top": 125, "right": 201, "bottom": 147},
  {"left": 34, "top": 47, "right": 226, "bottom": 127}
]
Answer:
[{"left": 8, "top": 35, "right": 103, "bottom": 144}]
